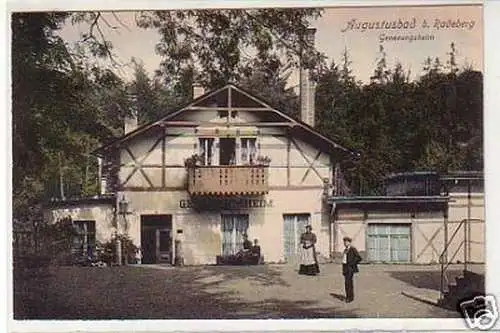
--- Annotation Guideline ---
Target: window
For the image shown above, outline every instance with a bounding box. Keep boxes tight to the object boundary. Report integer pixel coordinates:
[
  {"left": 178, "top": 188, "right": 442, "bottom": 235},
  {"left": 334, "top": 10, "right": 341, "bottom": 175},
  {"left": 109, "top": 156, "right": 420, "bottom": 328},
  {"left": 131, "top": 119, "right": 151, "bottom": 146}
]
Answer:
[
  {"left": 73, "top": 220, "right": 96, "bottom": 257},
  {"left": 199, "top": 138, "right": 214, "bottom": 166},
  {"left": 221, "top": 214, "right": 249, "bottom": 256},
  {"left": 241, "top": 138, "right": 257, "bottom": 165},
  {"left": 367, "top": 224, "right": 410, "bottom": 263}
]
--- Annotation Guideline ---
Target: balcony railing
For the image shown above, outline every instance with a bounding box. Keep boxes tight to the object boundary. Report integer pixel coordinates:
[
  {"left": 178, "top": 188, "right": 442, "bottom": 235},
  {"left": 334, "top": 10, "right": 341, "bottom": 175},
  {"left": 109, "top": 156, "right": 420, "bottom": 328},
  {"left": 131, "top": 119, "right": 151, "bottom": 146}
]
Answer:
[{"left": 187, "top": 165, "right": 269, "bottom": 196}]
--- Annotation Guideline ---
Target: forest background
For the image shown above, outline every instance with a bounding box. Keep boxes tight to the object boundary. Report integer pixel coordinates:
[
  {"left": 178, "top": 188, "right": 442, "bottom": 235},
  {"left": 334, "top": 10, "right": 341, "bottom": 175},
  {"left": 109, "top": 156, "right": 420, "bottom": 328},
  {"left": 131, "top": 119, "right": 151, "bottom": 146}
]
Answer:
[{"left": 11, "top": 9, "right": 483, "bottom": 223}]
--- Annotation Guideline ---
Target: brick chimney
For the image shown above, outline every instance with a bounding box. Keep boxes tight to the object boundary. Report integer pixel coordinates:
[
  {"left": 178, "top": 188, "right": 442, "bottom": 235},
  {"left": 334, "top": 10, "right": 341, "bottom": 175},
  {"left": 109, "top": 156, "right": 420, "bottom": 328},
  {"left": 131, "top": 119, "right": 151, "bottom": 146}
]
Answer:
[
  {"left": 300, "top": 27, "right": 317, "bottom": 128},
  {"left": 124, "top": 89, "right": 138, "bottom": 134},
  {"left": 193, "top": 83, "right": 205, "bottom": 100}
]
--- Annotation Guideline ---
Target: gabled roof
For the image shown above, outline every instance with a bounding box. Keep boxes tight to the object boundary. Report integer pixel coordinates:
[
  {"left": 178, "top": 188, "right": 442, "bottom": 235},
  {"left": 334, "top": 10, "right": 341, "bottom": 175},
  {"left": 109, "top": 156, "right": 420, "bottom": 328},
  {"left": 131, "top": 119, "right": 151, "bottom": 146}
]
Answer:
[{"left": 92, "top": 83, "right": 357, "bottom": 158}]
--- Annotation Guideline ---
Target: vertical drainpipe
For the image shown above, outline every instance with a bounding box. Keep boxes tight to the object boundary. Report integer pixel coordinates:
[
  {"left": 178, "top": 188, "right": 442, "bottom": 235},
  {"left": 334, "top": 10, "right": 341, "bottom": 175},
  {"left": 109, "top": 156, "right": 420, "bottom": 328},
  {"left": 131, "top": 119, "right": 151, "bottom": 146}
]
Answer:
[
  {"left": 466, "top": 179, "right": 472, "bottom": 272},
  {"left": 330, "top": 202, "right": 336, "bottom": 262},
  {"left": 115, "top": 196, "right": 122, "bottom": 266},
  {"left": 97, "top": 157, "right": 102, "bottom": 194},
  {"left": 330, "top": 160, "right": 338, "bottom": 261},
  {"left": 443, "top": 201, "right": 448, "bottom": 264}
]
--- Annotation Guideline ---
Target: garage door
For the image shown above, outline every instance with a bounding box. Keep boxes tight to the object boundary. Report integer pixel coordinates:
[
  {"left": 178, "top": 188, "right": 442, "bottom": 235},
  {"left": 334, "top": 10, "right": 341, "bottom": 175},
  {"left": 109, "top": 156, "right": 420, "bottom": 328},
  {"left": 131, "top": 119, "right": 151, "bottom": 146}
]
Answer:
[{"left": 367, "top": 224, "right": 411, "bottom": 263}]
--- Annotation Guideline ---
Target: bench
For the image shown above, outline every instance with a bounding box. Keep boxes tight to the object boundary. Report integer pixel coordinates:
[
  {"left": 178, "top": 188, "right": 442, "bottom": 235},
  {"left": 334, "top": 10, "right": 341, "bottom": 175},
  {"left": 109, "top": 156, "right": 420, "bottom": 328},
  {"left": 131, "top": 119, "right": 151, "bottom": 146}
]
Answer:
[{"left": 216, "top": 254, "right": 264, "bottom": 266}]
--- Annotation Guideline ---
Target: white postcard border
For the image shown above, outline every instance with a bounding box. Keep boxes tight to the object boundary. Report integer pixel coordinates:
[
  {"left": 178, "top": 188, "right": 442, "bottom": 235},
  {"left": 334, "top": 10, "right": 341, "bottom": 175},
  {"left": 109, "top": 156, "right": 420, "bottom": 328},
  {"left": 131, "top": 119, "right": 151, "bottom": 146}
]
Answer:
[{"left": 3, "top": 0, "right": 498, "bottom": 332}]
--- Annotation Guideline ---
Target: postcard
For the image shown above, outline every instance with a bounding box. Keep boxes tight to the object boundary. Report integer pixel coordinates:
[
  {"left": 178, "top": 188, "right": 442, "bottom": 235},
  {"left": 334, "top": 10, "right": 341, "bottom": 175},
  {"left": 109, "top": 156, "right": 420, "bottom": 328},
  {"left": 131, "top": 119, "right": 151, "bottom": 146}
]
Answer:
[{"left": 8, "top": 1, "right": 495, "bottom": 332}]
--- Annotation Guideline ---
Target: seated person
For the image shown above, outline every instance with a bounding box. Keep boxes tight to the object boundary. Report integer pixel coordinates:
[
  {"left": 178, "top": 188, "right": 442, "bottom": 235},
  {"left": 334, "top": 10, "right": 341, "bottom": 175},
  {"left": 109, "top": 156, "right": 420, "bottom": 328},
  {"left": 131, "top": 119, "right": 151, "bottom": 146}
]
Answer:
[
  {"left": 236, "top": 234, "right": 252, "bottom": 259},
  {"left": 243, "top": 234, "right": 252, "bottom": 251},
  {"left": 249, "top": 239, "right": 262, "bottom": 264},
  {"left": 251, "top": 239, "right": 261, "bottom": 258}
]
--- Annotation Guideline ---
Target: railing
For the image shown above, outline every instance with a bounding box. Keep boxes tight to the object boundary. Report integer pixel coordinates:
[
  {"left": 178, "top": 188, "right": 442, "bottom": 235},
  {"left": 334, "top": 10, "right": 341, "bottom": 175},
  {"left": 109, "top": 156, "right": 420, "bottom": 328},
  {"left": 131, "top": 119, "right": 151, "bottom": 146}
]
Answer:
[
  {"left": 439, "top": 218, "right": 483, "bottom": 299},
  {"left": 187, "top": 165, "right": 269, "bottom": 196}
]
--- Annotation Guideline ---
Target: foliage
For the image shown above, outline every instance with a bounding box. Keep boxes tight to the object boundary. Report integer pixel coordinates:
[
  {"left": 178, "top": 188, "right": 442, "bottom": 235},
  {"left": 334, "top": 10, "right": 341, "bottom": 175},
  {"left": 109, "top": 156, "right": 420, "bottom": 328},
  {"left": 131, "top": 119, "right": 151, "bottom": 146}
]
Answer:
[
  {"left": 135, "top": 9, "right": 325, "bottom": 90},
  {"left": 129, "top": 59, "right": 187, "bottom": 124},
  {"left": 315, "top": 43, "right": 483, "bottom": 194},
  {"left": 239, "top": 58, "right": 300, "bottom": 118},
  {"left": 100, "top": 234, "right": 139, "bottom": 265},
  {"left": 256, "top": 156, "right": 271, "bottom": 166},
  {"left": 12, "top": 11, "right": 483, "bottom": 217},
  {"left": 12, "top": 12, "right": 132, "bottom": 223},
  {"left": 12, "top": 13, "right": 119, "bottom": 221},
  {"left": 14, "top": 216, "right": 80, "bottom": 266},
  {"left": 40, "top": 216, "right": 79, "bottom": 264},
  {"left": 184, "top": 154, "right": 203, "bottom": 168}
]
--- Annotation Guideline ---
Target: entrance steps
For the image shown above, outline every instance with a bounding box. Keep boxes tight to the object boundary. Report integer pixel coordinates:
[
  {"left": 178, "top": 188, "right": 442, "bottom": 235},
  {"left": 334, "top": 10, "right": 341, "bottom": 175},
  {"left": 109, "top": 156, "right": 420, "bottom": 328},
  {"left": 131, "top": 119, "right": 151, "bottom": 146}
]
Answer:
[{"left": 437, "top": 269, "right": 485, "bottom": 310}]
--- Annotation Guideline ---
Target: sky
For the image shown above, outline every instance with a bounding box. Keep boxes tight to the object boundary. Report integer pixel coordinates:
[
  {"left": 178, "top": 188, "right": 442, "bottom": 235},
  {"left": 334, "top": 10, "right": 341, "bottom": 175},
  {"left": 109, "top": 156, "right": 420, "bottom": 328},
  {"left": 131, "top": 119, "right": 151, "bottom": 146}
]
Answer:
[{"left": 58, "top": 5, "right": 483, "bottom": 86}]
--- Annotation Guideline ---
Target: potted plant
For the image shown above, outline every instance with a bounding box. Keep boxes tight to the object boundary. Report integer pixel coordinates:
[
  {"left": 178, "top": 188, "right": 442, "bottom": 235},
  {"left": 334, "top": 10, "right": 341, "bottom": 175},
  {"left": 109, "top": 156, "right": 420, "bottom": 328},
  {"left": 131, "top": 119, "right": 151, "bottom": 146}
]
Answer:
[
  {"left": 184, "top": 154, "right": 203, "bottom": 168},
  {"left": 256, "top": 155, "right": 271, "bottom": 166}
]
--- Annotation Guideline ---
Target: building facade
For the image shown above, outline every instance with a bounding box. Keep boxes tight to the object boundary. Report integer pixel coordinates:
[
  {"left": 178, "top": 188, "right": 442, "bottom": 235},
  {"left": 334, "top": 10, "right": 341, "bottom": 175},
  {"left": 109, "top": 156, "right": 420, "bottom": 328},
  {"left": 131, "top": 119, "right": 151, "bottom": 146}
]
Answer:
[
  {"left": 330, "top": 171, "right": 484, "bottom": 264},
  {"left": 45, "top": 84, "right": 354, "bottom": 265},
  {"left": 44, "top": 85, "right": 485, "bottom": 266}
]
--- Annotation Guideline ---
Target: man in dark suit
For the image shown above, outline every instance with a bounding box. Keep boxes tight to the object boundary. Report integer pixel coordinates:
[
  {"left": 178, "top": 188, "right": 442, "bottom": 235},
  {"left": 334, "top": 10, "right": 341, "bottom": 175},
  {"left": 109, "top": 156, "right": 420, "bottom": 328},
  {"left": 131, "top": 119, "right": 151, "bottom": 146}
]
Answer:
[{"left": 342, "top": 236, "right": 362, "bottom": 303}]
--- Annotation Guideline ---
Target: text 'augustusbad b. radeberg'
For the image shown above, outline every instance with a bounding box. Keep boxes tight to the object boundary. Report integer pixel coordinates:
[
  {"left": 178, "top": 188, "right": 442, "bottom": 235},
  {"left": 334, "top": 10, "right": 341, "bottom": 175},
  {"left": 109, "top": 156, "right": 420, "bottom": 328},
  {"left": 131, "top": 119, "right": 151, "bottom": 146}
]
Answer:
[{"left": 341, "top": 18, "right": 476, "bottom": 43}]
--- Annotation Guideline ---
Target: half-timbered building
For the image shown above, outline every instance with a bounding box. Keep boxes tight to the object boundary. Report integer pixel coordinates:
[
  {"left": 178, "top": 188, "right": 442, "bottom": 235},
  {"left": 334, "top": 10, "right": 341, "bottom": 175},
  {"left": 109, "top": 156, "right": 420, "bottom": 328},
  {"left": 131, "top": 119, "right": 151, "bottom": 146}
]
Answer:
[
  {"left": 45, "top": 82, "right": 355, "bottom": 265},
  {"left": 44, "top": 80, "right": 485, "bottom": 267}
]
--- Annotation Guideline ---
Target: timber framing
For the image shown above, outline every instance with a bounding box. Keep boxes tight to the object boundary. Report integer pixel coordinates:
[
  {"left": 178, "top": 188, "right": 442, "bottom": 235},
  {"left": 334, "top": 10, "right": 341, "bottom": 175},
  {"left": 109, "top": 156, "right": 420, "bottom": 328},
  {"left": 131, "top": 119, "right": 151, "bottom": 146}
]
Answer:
[
  {"left": 120, "top": 185, "right": 325, "bottom": 192},
  {"left": 92, "top": 83, "right": 357, "bottom": 158},
  {"left": 290, "top": 137, "right": 324, "bottom": 184},
  {"left": 120, "top": 133, "right": 168, "bottom": 188},
  {"left": 160, "top": 121, "right": 294, "bottom": 127}
]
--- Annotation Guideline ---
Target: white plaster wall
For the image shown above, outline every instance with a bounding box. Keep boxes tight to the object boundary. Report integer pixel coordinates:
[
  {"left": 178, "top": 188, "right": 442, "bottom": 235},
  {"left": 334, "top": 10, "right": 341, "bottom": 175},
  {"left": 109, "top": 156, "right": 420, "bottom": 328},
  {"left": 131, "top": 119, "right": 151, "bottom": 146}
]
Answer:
[
  {"left": 44, "top": 203, "right": 115, "bottom": 244},
  {"left": 120, "top": 187, "right": 328, "bottom": 265},
  {"left": 334, "top": 202, "right": 485, "bottom": 264},
  {"left": 111, "top": 106, "right": 340, "bottom": 265},
  {"left": 334, "top": 213, "right": 365, "bottom": 259},
  {"left": 411, "top": 214, "right": 446, "bottom": 264},
  {"left": 118, "top": 118, "right": 334, "bottom": 190},
  {"left": 448, "top": 193, "right": 484, "bottom": 222},
  {"left": 446, "top": 192, "right": 485, "bottom": 263}
]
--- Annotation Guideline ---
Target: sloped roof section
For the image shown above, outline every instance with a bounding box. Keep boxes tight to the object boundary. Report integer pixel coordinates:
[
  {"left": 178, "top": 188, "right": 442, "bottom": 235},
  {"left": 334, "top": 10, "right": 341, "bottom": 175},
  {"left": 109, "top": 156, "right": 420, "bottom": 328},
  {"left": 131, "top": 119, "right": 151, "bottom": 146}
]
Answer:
[{"left": 92, "top": 83, "right": 357, "bottom": 158}]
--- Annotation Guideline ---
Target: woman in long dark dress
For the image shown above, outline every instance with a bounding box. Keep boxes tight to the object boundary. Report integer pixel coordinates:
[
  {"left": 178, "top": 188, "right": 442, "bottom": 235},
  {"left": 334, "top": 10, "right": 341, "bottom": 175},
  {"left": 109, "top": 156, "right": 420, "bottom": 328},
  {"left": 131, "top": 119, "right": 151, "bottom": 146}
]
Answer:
[{"left": 298, "top": 225, "right": 320, "bottom": 275}]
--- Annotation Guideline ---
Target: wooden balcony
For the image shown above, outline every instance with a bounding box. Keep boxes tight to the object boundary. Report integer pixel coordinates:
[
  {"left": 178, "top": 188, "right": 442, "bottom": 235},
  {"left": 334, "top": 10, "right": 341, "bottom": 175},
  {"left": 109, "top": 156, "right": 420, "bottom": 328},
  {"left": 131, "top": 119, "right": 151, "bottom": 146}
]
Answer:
[{"left": 187, "top": 165, "right": 269, "bottom": 196}]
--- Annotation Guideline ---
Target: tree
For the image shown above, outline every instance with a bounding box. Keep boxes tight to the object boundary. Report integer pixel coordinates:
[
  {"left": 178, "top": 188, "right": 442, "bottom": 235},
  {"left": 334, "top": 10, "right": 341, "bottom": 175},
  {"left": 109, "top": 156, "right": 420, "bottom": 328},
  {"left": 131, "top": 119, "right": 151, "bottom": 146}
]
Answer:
[
  {"left": 129, "top": 59, "right": 192, "bottom": 124},
  {"left": 12, "top": 12, "right": 124, "bottom": 221},
  {"left": 130, "top": 59, "right": 157, "bottom": 124},
  {"left": 135, "top": 9, "right": 325, "bottom": 90},
  {"left": 239, "top": 57, "right": 299, "bottom": 117},
  {"left": 370, "top": 45, "right": 391, "bottom": 84}
]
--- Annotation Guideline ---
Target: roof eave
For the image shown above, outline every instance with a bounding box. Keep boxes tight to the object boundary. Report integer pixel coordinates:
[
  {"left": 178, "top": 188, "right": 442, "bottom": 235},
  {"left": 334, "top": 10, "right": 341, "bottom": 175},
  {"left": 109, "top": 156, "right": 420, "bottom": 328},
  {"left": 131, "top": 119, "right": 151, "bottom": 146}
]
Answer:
[
  {"left": 328, "top": 195, "right": 450, "bottom": 205},
  {"left": 91, "top": 83, "right": 358, "bottom": 158}
]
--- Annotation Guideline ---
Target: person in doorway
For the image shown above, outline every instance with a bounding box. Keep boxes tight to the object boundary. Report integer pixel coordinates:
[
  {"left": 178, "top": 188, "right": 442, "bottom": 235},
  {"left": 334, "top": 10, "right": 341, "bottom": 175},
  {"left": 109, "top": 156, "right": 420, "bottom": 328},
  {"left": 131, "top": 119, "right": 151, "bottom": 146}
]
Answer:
[
  {"left": 299, "top": 225, "right": 319, "bottom": 275},
  {"left": 342, "top": 236, "right": 362, "bottom": 303}
]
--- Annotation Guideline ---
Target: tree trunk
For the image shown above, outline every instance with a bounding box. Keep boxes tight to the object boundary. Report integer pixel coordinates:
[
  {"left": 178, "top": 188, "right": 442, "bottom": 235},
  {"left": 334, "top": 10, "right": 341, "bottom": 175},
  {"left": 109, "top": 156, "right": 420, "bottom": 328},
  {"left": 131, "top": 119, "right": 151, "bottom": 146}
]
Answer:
[
  {"left": 59, "top": 152, "right": 65, "bottom": 200},
  {"left": 84, "top": 148, "right": 89, "bottom": 195}
]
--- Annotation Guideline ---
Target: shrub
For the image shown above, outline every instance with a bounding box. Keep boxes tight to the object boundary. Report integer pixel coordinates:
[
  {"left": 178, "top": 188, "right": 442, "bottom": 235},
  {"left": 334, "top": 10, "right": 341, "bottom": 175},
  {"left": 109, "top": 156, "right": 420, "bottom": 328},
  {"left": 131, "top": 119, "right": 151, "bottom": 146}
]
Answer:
[{"left": 99, "top": 234, "right": 139, "bottom": 265}]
